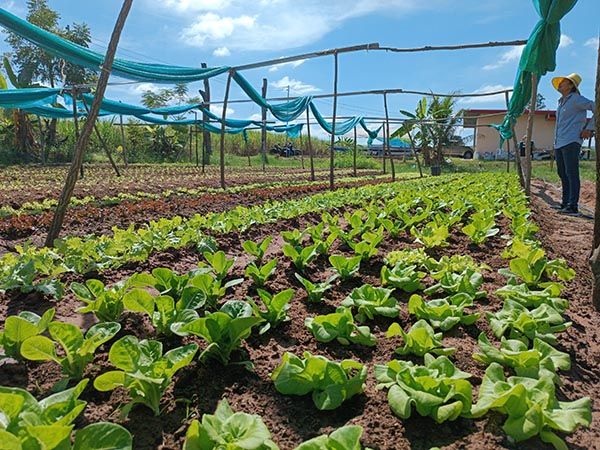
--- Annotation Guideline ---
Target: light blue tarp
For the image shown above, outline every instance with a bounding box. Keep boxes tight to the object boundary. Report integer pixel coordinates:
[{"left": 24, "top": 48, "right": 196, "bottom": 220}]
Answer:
[
  {"left": 309, "top": 102, "right": 364, "bottom": 136},
  {"left": 81, "top": 93, "right": 201, "bottom": 116},
  {"left": 0, "top": 87, "right": 61, "bottom": 109},
  {"left": 0, "top": 8, "right": 230, "bottom": 83},
  {"left": 266, "top": 123, "right": 304, "bottom": 138},
  {"left": 24, "top": 105, "right": 111, "bottom": 119}
]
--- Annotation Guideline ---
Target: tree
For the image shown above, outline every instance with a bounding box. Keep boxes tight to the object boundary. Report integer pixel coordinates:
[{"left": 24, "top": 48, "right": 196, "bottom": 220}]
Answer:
[
  {"left": 527, "top": 93, "right": 546, "bottom": 111},
  {"left": 3, "top": 0, "right": 96, "bottom": 152}
]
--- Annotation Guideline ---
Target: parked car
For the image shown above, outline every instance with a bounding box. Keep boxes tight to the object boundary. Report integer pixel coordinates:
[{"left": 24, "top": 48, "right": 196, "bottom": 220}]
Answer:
[{"left": 442, "top": 145, "right": 474, "bottom": 159}]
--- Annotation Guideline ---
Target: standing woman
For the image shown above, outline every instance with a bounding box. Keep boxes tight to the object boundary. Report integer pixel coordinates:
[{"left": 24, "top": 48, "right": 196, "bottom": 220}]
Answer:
[{"left": 552, "top": 73, "right": 595, "bottom": 215}]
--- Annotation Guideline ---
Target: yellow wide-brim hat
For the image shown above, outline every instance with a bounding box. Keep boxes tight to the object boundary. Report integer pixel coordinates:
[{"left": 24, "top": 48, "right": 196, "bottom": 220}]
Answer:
[{"left": 552, "top": 73, "right": 582, "bottom": 92}]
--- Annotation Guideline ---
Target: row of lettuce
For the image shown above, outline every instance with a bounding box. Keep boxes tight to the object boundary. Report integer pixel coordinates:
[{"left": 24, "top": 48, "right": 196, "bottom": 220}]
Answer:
[
  {"left": 0, "top": 172, "right": 389, "bottom": 219},
  {"left": 0, "top": 173, "right": 591, "bottom": 449}
]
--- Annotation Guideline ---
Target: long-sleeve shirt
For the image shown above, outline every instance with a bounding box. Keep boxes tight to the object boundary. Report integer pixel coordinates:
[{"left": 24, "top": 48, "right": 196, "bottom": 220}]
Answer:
[{"left": 554, "top": 92, "right": 595, "bottom": 149}]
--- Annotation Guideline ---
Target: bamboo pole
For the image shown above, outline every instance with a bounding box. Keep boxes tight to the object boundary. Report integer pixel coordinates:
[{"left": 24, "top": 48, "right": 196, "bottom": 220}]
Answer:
[
  {"left": 261, "top": 78, "right": 268, "bottom": 172},
  {"left": 353, "top": 126, "right": 357, "bottom": 177},
  {"left": 45, "top": 0, "right": 133, "bottom": 247},
  {"left": 201, "top": 63, "right": 212, "bottom": 166},
  {"left": 188, "top": 125, "right": 193, "bottom": 163},
  {"left": 382, "top": 122, "right": 387, "bottom": 174},
  {"left": 306, "top": 107, "right": 315, "bottom": 181},
  {"left": 299, "top": 133, "right": 305, "bottom": 170},
  {"left": 384, "top": 92, "right": 396, "bottom": 181},
  {"left": 504, "top": 91, "right": 524, "bottom": 187},
  {"left": 329, "top": 52, "right": 339, "bottom": 190},
  {"left": 119, "top": 114, "right": 127, "bottom": 167},
  {"left": 37, "top": 117, "right": 46, "bottom": 164},
  {"left": 220, "top": 71, "right": 233, "bottom": 189},
  {"left": 194, "top": 111, "right": 199, "bottom": 167},
  {"left": 379, "top": 40, "right": 527, "bottom": 53},
  {"left": 523, "top": 74, "right": 538, "bottom": 194}
]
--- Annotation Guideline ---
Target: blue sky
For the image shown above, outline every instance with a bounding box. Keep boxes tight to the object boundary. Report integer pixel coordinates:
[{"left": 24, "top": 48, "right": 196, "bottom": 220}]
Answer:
[{"left": 0, "top": 0, "right": 598, "bottom": 141}]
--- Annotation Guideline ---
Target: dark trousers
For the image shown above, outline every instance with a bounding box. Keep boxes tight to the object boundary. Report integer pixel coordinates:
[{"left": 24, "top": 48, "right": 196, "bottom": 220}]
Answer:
[{"left": 555, "top": 142, "right": 581, "bottom": 208}]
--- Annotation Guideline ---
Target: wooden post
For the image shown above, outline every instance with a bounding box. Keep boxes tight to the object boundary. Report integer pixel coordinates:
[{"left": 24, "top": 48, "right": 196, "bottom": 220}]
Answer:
[
  {"left": 81, "top": 101, "right": 120, "bottom": 176},
  {"left": 45, "top": 0, "right": 133, "bottom": 246},
  {"left": 329, "top": 52, "right": 339, "bottom": 190},
  {"left": 188, "top": 125, "right": 193, "bottom": 163},
  {"left": 306, "top": 107, "right": 315, "bottom": 181},
  {"left": 383, "top": 92, "right": 396, "bottom": 181},
  {"left": 299, "top": 133, "right": 305, "bottom": 169},
  {"left": 220, "top": 70, "right": 233, "bottom": 189},
  {"left": 353, "top": 126, "right": 357, "bottom": 177},
  {"left": 405, "top": 127, "right": 423, "bottom": 178},
  {"left": 119, "top": 115, "right": 127, "bottom": 167},
  {"left": 589, "top": 37, "right": 600, "bottom": 311},
  {"left": 261, "top": 78, "right": 268, "bottom": 172},
  {"left": 505, "top": 91, "right": 525, "bottom": 186},
  {"left": 201, "top": 62, "right": 212, "bottom": 165},
  {"left": 522, "top": 73, "right": 538, "bottom": 194},
  {"left": 71, "top": 87, "right": 83, "bottom": 179},
  {"left": 37, "top": 116, "right": 46, "bottom": 165}
]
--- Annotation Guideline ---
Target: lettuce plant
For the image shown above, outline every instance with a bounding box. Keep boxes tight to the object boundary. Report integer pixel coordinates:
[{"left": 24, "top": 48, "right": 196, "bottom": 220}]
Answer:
[
  {"left": 424, "top": 269, "right": 485, "bottom": 298},
  {"left": 183, "top": 399, "right": 278, "bottom": 450},
  {"left": 0, "top": 380, "right": 133, "bottom": 450},
  {"left": 281, "top": 229, "right": 305, "bottom": 248},
  {"left": 0, "top": 308, "right": 55, "bottom": 359},
  {"left": 123, "top": 289, "right": 199, "bottom": 336},
  {"left": 348, "top": 230, "right": 383, "bottom": 262},
  {"left": 387, "top": 320, "right": 455, "bottom": 357},
  {"left": 471, "top": 363, "right": 591, "bottom": 449},
  {"left": 341, "top": 285, "right": 398, "bottom": 322},
  {"left": 427, "top": 255, "right": 490, "bottom": 280},
  {"left": 486, "top": 299, "right": 571, "bottom": 345},
  {"left": 408, "top": 294, "right": 480, "bottom": 331},
  {"left": 380, "top": 264, "right": 425, "bottom": 293},
  {"left": 202, "top": 250, "right": 235, "bottom": 281},
  {"left": 473, "top": 333, "right": 570, "bottom": 381},
  {"left": 71, "top": 278, "right": 133, "bottom": 322},
  {"left": 329, "top": 255, "right": 361, "bottom": 281},
  {"left": 295, "top": 425, "right": 366, "bottom": 450},
  {"left": 410, "top": 222, "right": 449, "bottom": 248},
  {"left": 248, "top": 288, "right": 294, "bottom": 334},
  {"left": 283, "top": 244, "right": 318, "bottom": 274},
  {"left": 375, "top": 354, "right": 472, "bottom": 423},
  {"left": 495, "top": 283, "right": 568, "bottom": 313},
  {"left": 184, "top": 273, "right": 244, "bottom": 310},
  {"left": 295, "top": 273, "right": 338, "bottom": 303},
  {"left": 271, "top": 351, "right": 367, "bottom": 410},
  {"left": 242, "top": 236, "right": 273, "bottom": 263},
  {"left": 499, "top": 247, "right": 575, "bottom": 287},
  {"left": 21, "top": 321, "right": 120, "bottom": 380},
  {"left": 461, "top": 210, "right": 499, "bottom": 244},
  {"left": 245, "top": 259, "right": 278, "bottom": 287},
  {"left": 178, "top": 301, "right": 263, "bottom": 365},
  {"left": 305, "top": 307, "right": 376, "bottom": 347},
  {"left": 384, "top": 248, "right": 434, "bottom": 270},
  {"left": 312, "top": 232, "right": 339, "bottom": 256},
  {"left": 94, "top": 336, "right": 198, "bottom": 416}
]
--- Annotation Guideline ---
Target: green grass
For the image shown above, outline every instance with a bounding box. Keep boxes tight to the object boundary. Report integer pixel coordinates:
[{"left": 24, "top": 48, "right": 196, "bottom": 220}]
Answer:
[{"left": 447, "top": 157, "right": 596, "bottom": 183}]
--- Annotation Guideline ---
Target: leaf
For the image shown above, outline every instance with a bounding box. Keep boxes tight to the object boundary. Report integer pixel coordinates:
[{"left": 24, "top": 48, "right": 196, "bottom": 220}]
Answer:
[
  {"left": 73, "top": 422, "right": 133, "bottom": 450},
  {"left": 20, "top": 336, "right": 59, "bottom": 363}
]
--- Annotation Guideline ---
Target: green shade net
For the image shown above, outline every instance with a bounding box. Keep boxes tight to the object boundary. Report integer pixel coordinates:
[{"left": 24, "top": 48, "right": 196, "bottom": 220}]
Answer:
[
  {"left": 201, "top": 107, "right": 263, "bottom": 128},
  {"left": 25, "top": 105, "right": 111, "bottom": 118},
  {"left": 266, "top": 123, "right": 304, "bottom": 138},
  {"left": 0, "top": 8, "right": 230, "bottom": 83},
  {"left": 493, "top": 0, "right": 578, "bottom": 141},
  {"left": 80, "top": 94, "right": 201, "bottom": 116},
  {"left": 0, "top": 87, "right": 61, "bottom": 108}
]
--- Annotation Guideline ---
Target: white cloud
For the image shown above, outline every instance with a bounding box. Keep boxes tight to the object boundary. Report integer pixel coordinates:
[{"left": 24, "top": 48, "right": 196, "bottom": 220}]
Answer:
[
  {"left": 460, "top": 84, "right": 513, "bottom": 105},
  {"left": 249, "top": 113, "right": 263, "bottom": 121},
  {"left": 559, "top": 34, "right": 574, "bottom": 49},
  {"left": 584, "top": 37, "right": 599, "bottom": 49},
  {"left": 131, "top": 83, "right": 160, "bottom": 95},
  {"left": 148, "top": 0, "right": 432, "bottom": 52},
  {"left": 210, "top": 105, "right": 235, "bottom": 117},
  {"left": 483, "top": 46, "right": 524, "bottom": 71},
  {"left": 268, "top": 59, "right": 306, "bottom": 72},
  {"left": 272, "top": 76, "right": 321, "bottom": 95},
  {"left": 181, "top": 13, "right": 256, "bottom": 46},
  {"left": 213, "top": 47, "right": 231, "bottom": 57}
]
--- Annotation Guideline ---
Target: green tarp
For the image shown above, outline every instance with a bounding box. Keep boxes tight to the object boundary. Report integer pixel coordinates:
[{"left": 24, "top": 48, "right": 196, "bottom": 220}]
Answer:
[
  {"left": 0, "top": 87, "right": 61, "bottom": 108},
  {"left": 0, "top": 8, "right": 230, "bottom": 83},
  {"left": 494, "top": 0, "right": 578, "bottom": 141},
  {"left": 81, "top": 94, "right": 202, "bottom": 116}
]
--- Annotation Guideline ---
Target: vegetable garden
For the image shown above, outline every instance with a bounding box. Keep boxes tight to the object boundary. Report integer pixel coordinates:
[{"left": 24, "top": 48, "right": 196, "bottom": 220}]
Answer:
[{"left": 1, "top": 172, "right": 598, "bottom": 449}]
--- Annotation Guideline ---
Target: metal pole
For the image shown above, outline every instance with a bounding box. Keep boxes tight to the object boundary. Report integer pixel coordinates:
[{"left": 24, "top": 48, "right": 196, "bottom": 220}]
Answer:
[
  {"left": 329, "top": 52, "right": 339, "bottom": 190},
  {"left": 353, "top": 126, "right": 357, "bottom": 177},
  {"left": 71, "top": 87, "right": 83, "bottom": 179},
  {"left": 384, "top": 92, "right": 396, "bottom": 181},
  {"left": 523, "top": 74, "right": 538, "bottom": 194},
  {"left": 306, "top": 107, "right": 315, "bottom": 181},
  {"left": 220, "top": 70, "right": 233, "bottom": 189},
  {"left": 119, "top": 114, "right": 127, "bottom": 167},
  {"left": 261, "top": 78, "right": 268, "bottom": 171}
]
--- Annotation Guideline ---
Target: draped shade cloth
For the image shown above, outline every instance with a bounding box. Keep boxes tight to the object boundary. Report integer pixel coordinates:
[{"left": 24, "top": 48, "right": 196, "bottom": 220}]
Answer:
[
  {"left": 493, "top": 0, "right": 578, "bottom": 141},
  {"left": 0, "top": 8, "right": 230, "bottom": 83},
  {"left": 0, "top": 87, "right": 61, "bottom": 109},
  {"left": 81, "top": 94, "right": 202, "bottom": 116}
]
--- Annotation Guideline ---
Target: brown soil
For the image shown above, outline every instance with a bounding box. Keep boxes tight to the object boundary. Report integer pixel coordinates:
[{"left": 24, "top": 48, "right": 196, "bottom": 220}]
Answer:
[
  {"left": 0, "top": 185, "right": 599, "bottom": 450},
  {"left": 534, "top": 179, "right": 596, "bottom": 213}
]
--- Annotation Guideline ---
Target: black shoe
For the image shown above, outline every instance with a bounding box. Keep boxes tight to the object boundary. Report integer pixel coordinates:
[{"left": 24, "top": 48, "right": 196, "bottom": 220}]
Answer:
[
  {"left": 551, "top": 204, "right": 567, "bottom": 210},
  {"left": 559, "top": 206, "right": 579, "bottom": 215}
]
